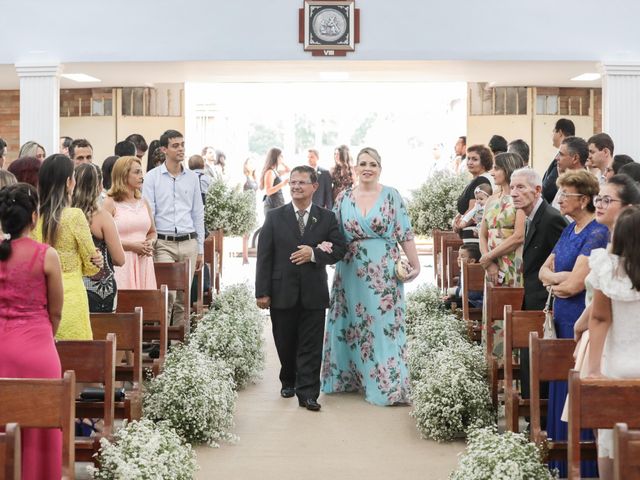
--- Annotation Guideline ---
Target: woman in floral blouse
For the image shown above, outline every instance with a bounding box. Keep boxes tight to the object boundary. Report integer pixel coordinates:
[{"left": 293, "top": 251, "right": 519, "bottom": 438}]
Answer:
[
  {"left": 321, "top": 147, "right": 420, "bottom": 406},
  {"left": 330, "top": 144, "right": 355, "bottom": 203}
]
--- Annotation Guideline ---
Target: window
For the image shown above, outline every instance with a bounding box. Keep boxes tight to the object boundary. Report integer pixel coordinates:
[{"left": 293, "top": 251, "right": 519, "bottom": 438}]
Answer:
[
  {"left": 122, "top": 85, "right": 182, "bottom": 117},
  {"left": 536, "top": 88, "right": 591, "bottom": 116},
  {"left": 469, "top": 83, "right": 527, "bottom": 115}
]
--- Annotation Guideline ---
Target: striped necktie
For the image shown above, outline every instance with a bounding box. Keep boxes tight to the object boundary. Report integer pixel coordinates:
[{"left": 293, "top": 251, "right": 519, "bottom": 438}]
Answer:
[{"left": 297, "top": 210, "right": 306, "bottom": 236}]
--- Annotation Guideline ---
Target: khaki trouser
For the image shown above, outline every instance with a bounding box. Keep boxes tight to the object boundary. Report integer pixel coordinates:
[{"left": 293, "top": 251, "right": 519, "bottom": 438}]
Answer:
[{"left": 154, "top": 238, "right": 198, "bottom": 326}]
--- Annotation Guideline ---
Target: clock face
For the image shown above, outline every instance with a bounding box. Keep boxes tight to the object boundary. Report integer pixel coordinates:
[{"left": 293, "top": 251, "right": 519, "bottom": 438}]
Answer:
[{"left": 312, "top": 8, "right": 348, "bottom": 43}]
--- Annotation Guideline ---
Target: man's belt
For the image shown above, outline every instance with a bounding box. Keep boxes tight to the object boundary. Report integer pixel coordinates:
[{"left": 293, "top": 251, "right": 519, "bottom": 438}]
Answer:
[{"left": 157, "top": 232, "right": 197, "bottom": 242}]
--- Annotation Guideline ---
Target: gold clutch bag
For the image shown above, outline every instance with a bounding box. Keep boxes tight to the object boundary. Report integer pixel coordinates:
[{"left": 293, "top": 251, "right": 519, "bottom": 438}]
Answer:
[{"left": 395, "top": 258, "right": 411, "bottom": 282}]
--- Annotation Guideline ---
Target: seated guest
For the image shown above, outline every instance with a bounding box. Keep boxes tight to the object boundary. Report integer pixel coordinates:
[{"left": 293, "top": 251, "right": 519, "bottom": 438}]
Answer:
[
  {"left": 0, "top": 183, "right": 64, "bottom": 479},
  {"left": 114, "top": 140, "right": 136, "bottom": 157},
  {"left": 443, "top": 243, "right": 483, "bottom": 309},
  {"left": 458, "top": 183, "right": 492, "bottom": 243},
  {"left": 538, "top": 169, "right": 608, "bottom": 478},
  {"left": 7, "top": 156, "right": 41, "bottom": 187},
  {"left": 72, "top": 164, "right": 125, "bottom": 312},
  {"left": 586, "top": 206, "right": 640, "bottom": 480}
]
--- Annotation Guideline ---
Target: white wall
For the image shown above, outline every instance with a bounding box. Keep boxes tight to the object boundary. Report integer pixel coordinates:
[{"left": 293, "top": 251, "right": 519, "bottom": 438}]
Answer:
[{"left": 2, "top": 1, "right": 640, "bottom": 64}]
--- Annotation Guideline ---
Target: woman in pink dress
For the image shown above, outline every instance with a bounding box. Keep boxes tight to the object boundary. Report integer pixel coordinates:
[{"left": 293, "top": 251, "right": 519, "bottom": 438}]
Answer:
[
  {"left": 0, "top": 183, "right": 64, "bottom": 480},
  {"left": 103, "top": 156, "right": 157, "bottom": 289}
]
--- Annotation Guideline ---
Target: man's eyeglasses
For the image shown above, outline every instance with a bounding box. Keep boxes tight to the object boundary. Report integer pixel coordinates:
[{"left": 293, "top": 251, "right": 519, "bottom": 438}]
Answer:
[
  {"left": 558, "top": 192, "right": 584, "bottom": 200},
  {"left": 593, "top": 195, "right": 622, "bottom": 208},
  {"left": 290, "top": 181, "right": 313, "bottom": 187}
]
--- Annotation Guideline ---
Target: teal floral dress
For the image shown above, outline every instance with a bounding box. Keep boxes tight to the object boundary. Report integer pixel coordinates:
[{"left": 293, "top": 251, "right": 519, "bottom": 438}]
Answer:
[{"left": 321, "top": 186, "right": 414, "bottom": 405}]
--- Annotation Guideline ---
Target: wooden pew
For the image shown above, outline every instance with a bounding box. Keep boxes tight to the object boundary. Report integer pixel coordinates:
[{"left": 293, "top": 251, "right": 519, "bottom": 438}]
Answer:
[
  {"left": 614, "top": 423, "right": 640, "bottom": 480},
  {"left": 484, "top": 282, "right": 525, "bottom": 407},
  {"left": 117, "top": 285, "right": 169, "bottom": 374},
  {"left": 445, "top": 246, "right": 460, "bottom": 293},
  {"left": 0, "top": 371, "right": 76, "bottom": 480},
  {"left": 90, "top": 308, "right": 143, "bottom": 420},
  {"left": 460, "top": 258, "right": 485, "bottom": 341},
  {"left": 56, "top": 334, "right": 116, "bottom": 463},
  {"left": 568, "top": 372, "right": 640, "bottom": 480},
  {"left": 503, "top": 305, "right": 545, "bottom": 433},
  {"left": 529, "top": 332, "right": 584, "bottom": 463},
  {"left": 0, "top": 423, "right": 20, "bottom": 480},
  {"left": 154, "top": 261, "right": 191, "bottom": 340},
  {"left": 439, "top": 234, "right": 463, "bottom": 292}
]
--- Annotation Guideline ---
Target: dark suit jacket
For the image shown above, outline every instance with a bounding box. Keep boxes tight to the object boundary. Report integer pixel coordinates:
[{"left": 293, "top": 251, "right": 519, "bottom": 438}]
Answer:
[
  {"left": 541, "top": 159, "right": 559, "bottom": 204},
  {"left": 255, "top": 203, "right": 346, "bottom": 310},
  {"left": 312, "top": 166, "right": 333, "bottom": 210},
  {"left": 522, "top": 199, "right": 568, "bottom": 310}
]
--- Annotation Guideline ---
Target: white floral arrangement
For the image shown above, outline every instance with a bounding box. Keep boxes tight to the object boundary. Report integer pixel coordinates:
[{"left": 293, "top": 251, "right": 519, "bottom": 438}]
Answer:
[
  {"left": 405, "top": 284, "right": 447, "bottom": 337},
  {"left": 450, "top": 427, "right": 558, "bottom": 480},
  {"left": 143, "top": 344, "right": 237, "bottom": 446},
  {"left": 88, "top": 419, "right": 197, "bottom": 480},
  {"left": 204, "top": 177, "right": 257, "bottom": 236},
  {"left": 410, "top": 343, "right": 495, "bottom": 442},
  {"left": 190, "top": 284, "right": 266, "bottom": 389},
  {"left": 407, "top": 171, "right": 469, "bottom": 237}
]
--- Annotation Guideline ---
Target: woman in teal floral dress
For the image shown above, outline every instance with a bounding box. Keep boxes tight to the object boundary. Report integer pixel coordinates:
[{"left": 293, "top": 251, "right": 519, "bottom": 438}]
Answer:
[{"left": 321, "top": 147, "right": 420, "bottom": 406}]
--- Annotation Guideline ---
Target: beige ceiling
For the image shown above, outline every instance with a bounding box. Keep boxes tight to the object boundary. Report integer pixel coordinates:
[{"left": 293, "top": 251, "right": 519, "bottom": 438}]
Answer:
[{"left": 0, "top": 60, "right": 603, "bottom": 89}]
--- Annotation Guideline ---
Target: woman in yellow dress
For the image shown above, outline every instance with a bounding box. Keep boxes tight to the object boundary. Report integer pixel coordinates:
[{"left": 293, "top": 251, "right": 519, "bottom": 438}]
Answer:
[{"left": 33, "top": 154, "right": 102, "bottom": 339}]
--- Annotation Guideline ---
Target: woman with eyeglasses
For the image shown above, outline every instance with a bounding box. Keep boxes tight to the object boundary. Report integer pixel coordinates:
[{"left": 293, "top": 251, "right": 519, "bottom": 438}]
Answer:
[{"left": 538, "top": 169, "right": 608, "bottom": 478}]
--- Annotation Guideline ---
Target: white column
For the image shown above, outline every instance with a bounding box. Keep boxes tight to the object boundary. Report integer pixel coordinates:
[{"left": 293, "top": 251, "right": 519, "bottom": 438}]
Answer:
[
  {"left": 14, "top": 63, "right": 61, "bottom": 157},
  {"left": 601, "top": 62, "right": 640, "bottom": 161}
]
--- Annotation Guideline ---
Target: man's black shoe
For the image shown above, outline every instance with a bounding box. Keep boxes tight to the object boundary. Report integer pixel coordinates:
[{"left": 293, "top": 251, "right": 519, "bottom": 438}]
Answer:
[
  {"left": 280, "top": 387, "right": 295, "bottom": 398},
  {"left": 148, "top": 344, "right": 160, "bottom": 359},
  {"left": 298, "top": 398, "right": 321, "bottom": 411}
]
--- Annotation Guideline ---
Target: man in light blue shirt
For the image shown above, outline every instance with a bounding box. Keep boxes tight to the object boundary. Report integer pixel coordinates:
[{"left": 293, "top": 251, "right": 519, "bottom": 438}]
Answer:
[{"left": 143, "top": 129, "right": 204, "bottom": 325}]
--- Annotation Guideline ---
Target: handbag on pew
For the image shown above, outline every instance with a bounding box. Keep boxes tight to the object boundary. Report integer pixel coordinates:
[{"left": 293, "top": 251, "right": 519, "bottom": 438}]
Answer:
[
  {"left": 542, "top": 288, "right": 557, "bottom": 339},
  {"left": 80, "top": 386, "right": 126, "bottom": 402}
]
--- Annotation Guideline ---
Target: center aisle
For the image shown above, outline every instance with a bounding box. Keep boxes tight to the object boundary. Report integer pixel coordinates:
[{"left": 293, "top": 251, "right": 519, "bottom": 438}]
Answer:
[{"left": 195, "top": 323, "right": 465, "bottom": 480}]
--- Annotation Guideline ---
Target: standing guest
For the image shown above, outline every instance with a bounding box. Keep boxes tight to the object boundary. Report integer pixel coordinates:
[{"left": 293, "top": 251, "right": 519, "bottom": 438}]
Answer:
[
  {"left": 586, "top": 206, "right": 640, "bottom": 480},
  {"left": 330, "top": 144, "right": 354, "bottom": 202},
  {"left": 188, "top": 153, "right": 212, "bottom": 236},
  {"left": 453, "top": 136, "right": 467, "bottom": 173},
  {"left": 507, "top": 139, "right": 530, "bottom": 165},
  {"left": 146, "top": 139, "right": 162, "bottom": 172},
  {"left": 479, "top": 152, "right": 527, "bottom": 287},
  {"left": 543, "top": 119, "right": 575, "bottom": 204},
  {"left": 143, "top": 130, "right": 203, "bottom": 324},
  {"left": 101, "top": 156, "right": 119, "bottom": 194},
  {"left": 104, "top": 156, "right": 157, "bottom": 290},
  {"left": 202, "top": 146, "right": 216, "bottom": 177},
  {"left": 242, "top": 156, "right": 259, "bottom": 265},
  {"left": 114, "top": 140, "right": 136, "bottom": 157},
  {"left": 73, "top": 164, "right": 125, "bottom": 312},
  {"left": 321, "top": 147, "right": 420, "bottom": 406},
  {"left": 69, "top": 138, "right": 93, "bottom": 166},
  {"left": 538, "top": 169, "right": 607, "bottom": 478},
  {"left": 604, "top": 154, "right": 634, "bottom": 182},
  {"left": 0, "top": 183, "right": 64, "bottom": 480},
  {"left": 488, "top": 134, "right": 508, "bottom": 155},
  {"left": 18, "top": 141, "right": 46, "bottom": 162},
  {"left": 8, "top": 156, "right": 41, "bottom": 187},
  {"left": 32, "top": 154, "right": 102, "bottom": 340},
  {"left": 452, "top": 144, "right": 494, "bottom": 240},
  {"left": 125, "top": 133, "right": 148, "bottom": 161},
  {"left": 307, "top": 148, "right": 333, "bottom": 209},
  {"left": 0, "top": 169, "right": 16, "bottom": 189},
  {"left": 260, "top": 147, "right": 290, "bottom": 214},
  {"left": 587, "top": 133, "right": 615, "bottom": 184},
  {"left": 59, "top": 136, "right": 73, "bottom": 155},
  {"left": 215, "top": 150, "right": 227, "bottom": 178},
  {"left": 551, "top": 136, "right": 589, "bottom": 212},
  {"left": 0, "top": 137, "right": 8, "bottom": 168},
  {"left": 256, "top": 165, "right": 346, "bottom": 411}
]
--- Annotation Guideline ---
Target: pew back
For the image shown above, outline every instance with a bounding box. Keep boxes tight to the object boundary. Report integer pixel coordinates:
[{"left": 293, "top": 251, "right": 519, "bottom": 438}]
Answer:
[
  {"left": 0, "top": 423, "right": 20, "bottom": 480},
  {"left": 614, "top": 423, "right": 640, "bottom": 480}
]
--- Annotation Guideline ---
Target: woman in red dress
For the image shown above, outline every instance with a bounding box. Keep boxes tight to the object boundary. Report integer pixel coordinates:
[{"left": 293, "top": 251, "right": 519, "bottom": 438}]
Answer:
[{"left": 0, "top": 183, "right": 64, "bottom": 480}]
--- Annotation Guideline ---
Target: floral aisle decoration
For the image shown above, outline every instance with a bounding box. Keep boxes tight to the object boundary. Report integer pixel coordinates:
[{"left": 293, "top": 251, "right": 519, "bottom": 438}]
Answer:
[
  {"left": 204, "top": 177, "right": 257, "bottom": 237},
  {"left": 407, "top": 171, "right": 468, "bottom": 237},
  {"left": 88, "top": 419, "right": 197, "bottom": 480},
  {"left": 410, "top": 343, "right": 494, "bottom": 442},
  {"left": 405, "top": 284, "right": 447, "bottom": 337},
  {"left": 143, "top": 344, "right": 237, "bottom": 446},
  {"left": 190, "top": 283, "right": 266, "bottom": 389},
  {"left": 450, "top": 427, "right": 558, "bottom": 480}
]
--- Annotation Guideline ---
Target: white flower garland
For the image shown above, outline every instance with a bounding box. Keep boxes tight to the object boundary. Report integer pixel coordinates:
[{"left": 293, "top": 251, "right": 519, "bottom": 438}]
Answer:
[{"left": 204, "top": 178, "right": 257, "bottom": 236}]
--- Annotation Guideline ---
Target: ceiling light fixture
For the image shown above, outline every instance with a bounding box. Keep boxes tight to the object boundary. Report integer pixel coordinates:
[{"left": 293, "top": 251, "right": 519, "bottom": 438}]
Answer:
[
  {"left": 61, "top": 73, "right": 101, "bottom": 83},
  {"left": 571, "top": 73, "right": 601, "bottom": 81}
]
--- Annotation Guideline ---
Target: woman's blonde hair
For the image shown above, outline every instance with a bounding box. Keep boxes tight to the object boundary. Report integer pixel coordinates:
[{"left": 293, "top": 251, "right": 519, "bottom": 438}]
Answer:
[
  {"left": 72, "top": 163, "right": 102, "bottom": 223},
  {"left": 357, "top": 147, "right": 382, "bottom": 166},
  {"left": 108, "top": 156, "right": 142, "bottom": 202}
]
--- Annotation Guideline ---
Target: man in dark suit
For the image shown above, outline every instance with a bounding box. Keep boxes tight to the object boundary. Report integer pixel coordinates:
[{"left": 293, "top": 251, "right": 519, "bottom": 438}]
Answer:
[
  {"left": 510, "top": 167, "right": 568, "bottom": 407},
  {"left": 307, "top": 149, "right": 333, "bottom": 210},
  {"left": 256, "top": 165, "right": 346, "bottom": 411},
  {"left": 542, "top": 118, "right": 575, "bottom": 204}
]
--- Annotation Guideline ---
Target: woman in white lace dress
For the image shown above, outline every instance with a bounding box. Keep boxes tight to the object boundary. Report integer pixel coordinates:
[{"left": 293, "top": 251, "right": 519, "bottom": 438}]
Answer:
[{"left": 587, "top": 205, "right": 640, "bottom": 479}]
